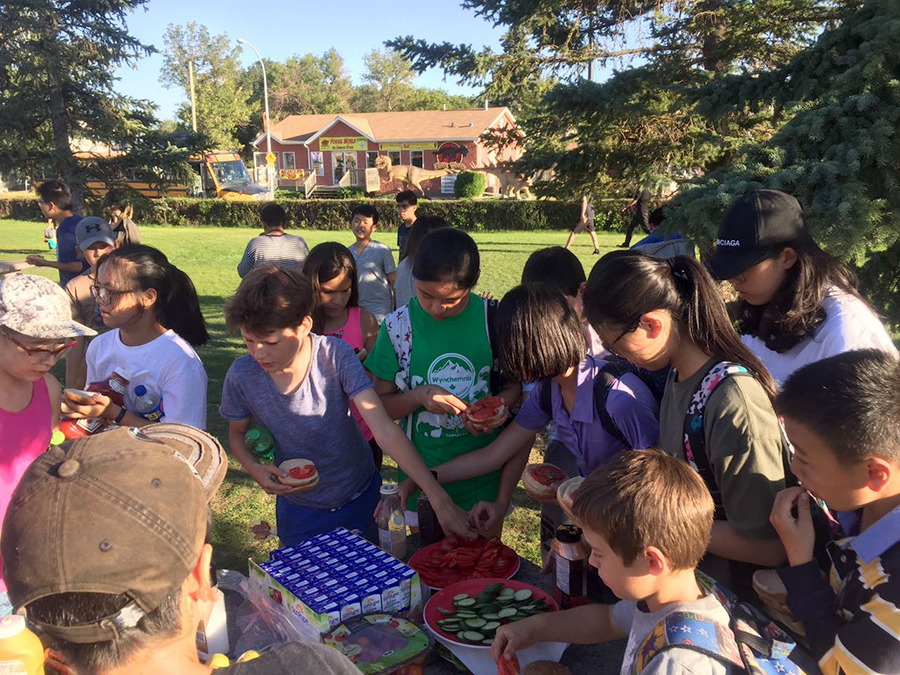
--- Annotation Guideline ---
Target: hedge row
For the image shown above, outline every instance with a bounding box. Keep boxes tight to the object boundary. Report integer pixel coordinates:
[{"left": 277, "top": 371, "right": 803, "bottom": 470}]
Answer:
[{"left": 0, "top": 195, "right": 628, "bottom": 232}]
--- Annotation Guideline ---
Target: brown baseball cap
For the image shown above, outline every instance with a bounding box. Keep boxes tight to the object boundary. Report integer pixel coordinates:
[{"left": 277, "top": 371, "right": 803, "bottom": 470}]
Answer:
[{"left": 1, "top": 425, "right": 227, "bottom": 643}]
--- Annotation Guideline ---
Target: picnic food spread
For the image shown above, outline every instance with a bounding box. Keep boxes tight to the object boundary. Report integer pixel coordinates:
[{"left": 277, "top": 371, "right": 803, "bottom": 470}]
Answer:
[
  {"left": 522, "top": 463, "right": 568, "bottom": 501},
  {"left": 409, "top": 538, "right": 519, "bottom": 589}
]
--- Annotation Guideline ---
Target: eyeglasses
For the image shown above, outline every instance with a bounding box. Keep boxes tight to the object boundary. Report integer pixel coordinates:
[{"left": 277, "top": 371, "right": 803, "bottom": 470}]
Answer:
[
  {"left": 605, "top": 324, "right": 636, "bottom": 357},
  {"left": 90, "top": 284, "right": 133, "bottom": 305},
  {"left": 0, "top": 326, "right": 76, "bottom": 358}
]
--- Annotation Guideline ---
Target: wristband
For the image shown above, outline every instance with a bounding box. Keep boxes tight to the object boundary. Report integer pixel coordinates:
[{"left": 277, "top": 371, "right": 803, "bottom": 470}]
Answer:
[{"left": 113, "top": 406, "right": 128, "bottom": 424}]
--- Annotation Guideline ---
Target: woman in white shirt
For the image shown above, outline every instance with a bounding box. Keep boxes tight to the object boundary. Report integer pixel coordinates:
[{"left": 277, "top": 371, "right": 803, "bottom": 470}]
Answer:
[
  {"left": 708, "top": 189, "right": 897, "bottom": 386},
  {"left": 61, "top": 244, "right": 209, "bottom": 428}
]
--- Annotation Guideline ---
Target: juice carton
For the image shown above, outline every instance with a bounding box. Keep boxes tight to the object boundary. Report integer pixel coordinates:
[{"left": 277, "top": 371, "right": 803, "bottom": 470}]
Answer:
[{"left": 338, "top": 593, "right": 362, "bottom": 621}]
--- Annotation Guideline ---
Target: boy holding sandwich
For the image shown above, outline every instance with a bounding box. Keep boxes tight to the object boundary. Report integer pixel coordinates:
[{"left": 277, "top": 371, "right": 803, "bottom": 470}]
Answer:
[
  {"left": 219, "top": 266, "right": 473, "bottom": 545},
  {"left": 769, "top": 349, "right": 900, "bottom": 674}
]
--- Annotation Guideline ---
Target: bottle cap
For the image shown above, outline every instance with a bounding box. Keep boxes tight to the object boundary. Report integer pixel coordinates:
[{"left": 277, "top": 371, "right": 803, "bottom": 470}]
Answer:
[
  {"left": 555, "top": 523, "right": 583, "bottom": 543},
  {"left": 0, "top": 614, "right": 26, "bottom": 639},
  {"left": 246, "top": 429, "right": 261, "bottom": 441},
  {"left": 380, "top": 483, "right": 399, "bottom": 496},
  {"left": 134, "top": 385, "right": 147, "bottom": 396},
  {"left": 51, "top": 430, "right": 66, "bottom": 446}
]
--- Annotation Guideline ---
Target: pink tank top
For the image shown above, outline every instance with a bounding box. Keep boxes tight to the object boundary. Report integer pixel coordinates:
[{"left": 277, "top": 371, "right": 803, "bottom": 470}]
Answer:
[
  {"left": 0, "top": 377, "right": 52, "bottom": 592},
  {"left": 324, "top": 307, "right": 373, "bottom": 441}
]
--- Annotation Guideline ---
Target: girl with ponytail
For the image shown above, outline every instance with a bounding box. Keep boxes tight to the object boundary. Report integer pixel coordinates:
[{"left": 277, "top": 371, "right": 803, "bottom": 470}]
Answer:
[
  {"left": 62, "top": 244, "right": 209, "bottom": 429},
  {"left": 583, "top": 250, "right": 789, "bottom": 591}
]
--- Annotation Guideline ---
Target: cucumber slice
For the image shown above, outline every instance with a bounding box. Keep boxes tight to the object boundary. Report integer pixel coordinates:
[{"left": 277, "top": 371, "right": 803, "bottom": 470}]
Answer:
[
  {"left": 461, "top": 631, "right": 485, "bottom": 642},
  {"left": 482, "top": 639, "right": 494, "bottom": 645},
  {"left": 482, "top": 621, "right": 500, "bottom": 633},
  {"left": 455, "top": 598, "right": 477, "bottom": 608},
  {"left": 456, "top": 611, "right": 477, "bottom": 618},
  {"left": 513, "top": 589, "right": 533, "bottom": 602},
  {"left": 465, "top": 617, "right": 487, "bottom": 628},
  {"left": 453, "top": 594, "right": 470, "bottom": 602},
  {"left": 497, "top": 595, "right": 515, "bottom": 603},
  {"left": 497, "top": 607, "right": 518, "bottom": 619},
  {"left": 498, "top": 587, "right": 515, "bottom": 597},
  {"left": 482, "top": 612, "right": 500, "bottom": 621}
]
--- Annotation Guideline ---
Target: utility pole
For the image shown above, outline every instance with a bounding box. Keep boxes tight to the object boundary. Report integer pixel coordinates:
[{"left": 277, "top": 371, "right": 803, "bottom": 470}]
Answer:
[
  {"left": 188, "top": 60, "right": 198, "bottom": 132},
  {"left": 238, "top": 38, "right": 274, "bottom": 198}
]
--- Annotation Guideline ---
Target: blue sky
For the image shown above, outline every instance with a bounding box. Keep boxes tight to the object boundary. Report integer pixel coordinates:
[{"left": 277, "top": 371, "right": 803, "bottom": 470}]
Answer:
[{"left": 113, "top": 0, "right": 509, "bottom": 120}]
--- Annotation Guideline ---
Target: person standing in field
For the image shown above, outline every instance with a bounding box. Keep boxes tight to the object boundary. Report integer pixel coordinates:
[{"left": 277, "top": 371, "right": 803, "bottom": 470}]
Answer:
[
  {"left": 620, "top": 187, "right": 651, "bottom": 248},
  {"left": 237, "top": 204, "right": 309, "bottom": 278},
  {"left": 26, "top": 180, "right": 87, "bottom": 285},
  {"left": 106, "top": 196, "right": 141, "bottom": 246},
  {"left": 564, "top": 194, "right": 600, "bottom": 255},
  {"left": 349, "top": 204, "right": 396, "bottom": 324},
  {"left": 395, "top": 190, "right": 418, "bottom": 260}
]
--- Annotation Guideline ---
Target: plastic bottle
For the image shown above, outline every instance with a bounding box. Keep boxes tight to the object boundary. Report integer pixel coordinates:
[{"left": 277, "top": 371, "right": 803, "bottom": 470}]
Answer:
[
  {"left": 244, "top": 427, "right": 276, "bottom": 463},
  {"left": 377, "top": 484, "right": 408, "bottom": 559},
  {"left": 417, "top": 492, "right": 444, "bottom": 547},
  {"left": 0, "top": 614, "right": 44, "bottom": 675},
  {"left": 552, "top": 524, "right": 588, "bottom": 609},
  {"left": 195, "top": 588, "right": 229, "bottom": 664},
  {"left": 133, "top": 385, "right": 164, "bottom": 423}
]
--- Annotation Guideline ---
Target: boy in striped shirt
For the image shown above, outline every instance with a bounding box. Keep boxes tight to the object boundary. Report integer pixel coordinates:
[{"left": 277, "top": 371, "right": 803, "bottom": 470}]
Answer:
[{"left": 771, "top": 349, "right": 900, "bottom": 675}]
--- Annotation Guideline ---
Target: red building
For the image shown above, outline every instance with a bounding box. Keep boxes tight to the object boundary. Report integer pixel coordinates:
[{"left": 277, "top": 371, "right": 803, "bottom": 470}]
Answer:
[{"left": 250, "top": 107, "right": 521, "bottom": 196}]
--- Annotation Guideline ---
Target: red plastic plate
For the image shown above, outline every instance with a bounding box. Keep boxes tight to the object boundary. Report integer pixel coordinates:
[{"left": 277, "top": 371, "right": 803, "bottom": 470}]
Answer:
[
  {"left": 423, "top": 578, "right": 558, "bottom": 649},
  {"left": 408, "top": 540, "right": 520, "bottom": 590}
]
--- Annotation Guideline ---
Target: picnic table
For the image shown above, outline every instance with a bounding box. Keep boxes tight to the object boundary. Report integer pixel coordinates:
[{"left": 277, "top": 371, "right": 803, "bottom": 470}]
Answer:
[
  {"left": 408, "top": 535, "right": 626, "bottom": 674},
  {"left": 226, "top": 533, "right": 626, "bottom": 673}
]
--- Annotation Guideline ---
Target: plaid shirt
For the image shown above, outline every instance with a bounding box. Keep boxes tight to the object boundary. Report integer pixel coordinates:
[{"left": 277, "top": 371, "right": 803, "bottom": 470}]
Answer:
[{"left": 779, "top": 504, "right": 900, "bottom": 674}]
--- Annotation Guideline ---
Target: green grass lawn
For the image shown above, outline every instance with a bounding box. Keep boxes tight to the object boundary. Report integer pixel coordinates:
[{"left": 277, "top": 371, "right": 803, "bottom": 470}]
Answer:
[{"left": 1, "top": 218, "right": 622, "bottom": 572}]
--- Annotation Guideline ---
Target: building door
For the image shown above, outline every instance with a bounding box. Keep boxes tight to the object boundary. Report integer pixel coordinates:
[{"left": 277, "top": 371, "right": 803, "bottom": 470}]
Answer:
[{"left": 332, "top": 152, "right": 358, "bottom": 185}]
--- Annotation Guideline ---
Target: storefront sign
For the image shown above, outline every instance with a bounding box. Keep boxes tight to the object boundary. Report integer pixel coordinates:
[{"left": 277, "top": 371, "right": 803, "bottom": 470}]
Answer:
[
  {"left": 379, "top": 142, "right": 438, "bottom": 151},
  {"left": 365, "top": 168, "right": 380, "bottom": 193},
  {"left": 320, "top": 137, "right": 368, "bottom": 151},
  {"left": 280, "top": 169, "right": 304, "bottom": 181},
  {"left": 441, "top": 174, "right": 458, "bottom": 194}
]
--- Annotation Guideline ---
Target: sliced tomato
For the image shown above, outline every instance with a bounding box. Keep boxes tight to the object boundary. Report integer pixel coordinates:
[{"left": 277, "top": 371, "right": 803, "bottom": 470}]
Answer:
[
  {"left": 288, "top": 465, "right": 316, "bottom": 480},
  {"left": 465, "top": 396, "right": 505, "bottom": 422},
  {"left": 498, "top": 654, "right": 521, "bottom": 675}
]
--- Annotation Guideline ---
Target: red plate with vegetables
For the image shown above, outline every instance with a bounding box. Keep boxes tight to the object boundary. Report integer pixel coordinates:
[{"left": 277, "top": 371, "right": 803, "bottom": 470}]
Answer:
[
  {"left": 409, "top": 538, "right": 519, "bottom": 590},
  {"left": 424, "top": 579, "right": 557, "bottom": 649}
]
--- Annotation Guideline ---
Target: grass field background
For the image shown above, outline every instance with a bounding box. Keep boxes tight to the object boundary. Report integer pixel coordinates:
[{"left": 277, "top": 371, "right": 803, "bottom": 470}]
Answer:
[{"left": 1, "top": 218, "right": 624, "bottom": 572}]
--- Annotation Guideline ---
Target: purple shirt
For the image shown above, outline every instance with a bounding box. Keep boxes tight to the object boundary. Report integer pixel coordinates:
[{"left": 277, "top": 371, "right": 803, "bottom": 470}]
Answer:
[{"left": 515, "top": 356, "right": 660, "bottom": 475}]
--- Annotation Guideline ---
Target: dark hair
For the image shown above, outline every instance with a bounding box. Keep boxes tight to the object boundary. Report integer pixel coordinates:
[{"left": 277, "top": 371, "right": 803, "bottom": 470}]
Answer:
[
  {"left": 303, "top": 243, "right": 359, "bottom": 332},
  {"left": 261, "top": 203, "right": 287, "bottom": 230},
  {"left": 404, "top": 216, "right": 448, "bottom": 262},
  {"left": 498, "top": 284, "right": 586, "bottom": 382},
  {"left": 737, "top": 233, "right": 864, "bottom": 352},
  {"left": 584, "top": 250, "right": 777, "bottom": 398},
  {"left": 412, "top": 228, "right": 480, "bottom": 289},
  {"left": 97, "top": 245, "right": 209, "bottom": 346},
  {"left": 104, "top": 190, "right": 129, "bottom": 210},
  {"left": 350, "top": 204, "right": 379, "bottom": 226},
  {"left": 777, "top": 349, "right": 900, "bottom": 465},
  {"left": 521, "top": 247, "right": 586, "bottom": 297},
  {"left": 226, "top": 266, "right": 314, "bottom": 335},
  {"left": 36, "top": 180, "right": 73, "bottom": 211},
  {"left": 396, "top": 190, "right": 417, "bottom": 206},
  {"left": 573, "top": 449, "right": 714, "bottom": 569}
]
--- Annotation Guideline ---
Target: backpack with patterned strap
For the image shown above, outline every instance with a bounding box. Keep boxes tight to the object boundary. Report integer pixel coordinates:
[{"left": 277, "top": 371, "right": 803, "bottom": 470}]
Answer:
[{"left": 633, "top": 572, "right": 809, "bottom": 675}]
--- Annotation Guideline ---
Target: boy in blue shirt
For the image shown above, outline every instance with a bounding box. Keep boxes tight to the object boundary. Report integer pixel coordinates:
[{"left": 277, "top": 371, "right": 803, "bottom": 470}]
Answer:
[
  {"left": 770, "top": 349, "right": 900, "bottom": 674},
  {"left": 26, "top": 180, "right": 86, "bottom": 285}
]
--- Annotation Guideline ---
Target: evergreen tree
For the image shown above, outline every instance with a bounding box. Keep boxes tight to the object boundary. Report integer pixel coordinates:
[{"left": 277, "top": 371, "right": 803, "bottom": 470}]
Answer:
[{"left": 0, "top": 0, "right": 156, "bottom": 209}]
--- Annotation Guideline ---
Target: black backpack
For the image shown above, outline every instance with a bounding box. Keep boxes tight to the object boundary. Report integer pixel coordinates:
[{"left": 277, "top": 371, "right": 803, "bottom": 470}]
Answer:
[{"left": 536, "top": 357, "right": 665, "bottom": 447}]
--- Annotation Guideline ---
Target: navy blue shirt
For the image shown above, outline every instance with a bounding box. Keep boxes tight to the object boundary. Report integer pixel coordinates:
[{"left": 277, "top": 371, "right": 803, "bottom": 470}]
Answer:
[{"left": 56, "top": 214, "right": 86, "bottom": 285}]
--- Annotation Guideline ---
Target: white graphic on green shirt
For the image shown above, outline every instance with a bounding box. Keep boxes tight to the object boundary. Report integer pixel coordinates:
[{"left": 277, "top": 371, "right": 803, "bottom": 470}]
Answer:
[{"left": 412, "top": 352, "right": 489, "bottom": 439}]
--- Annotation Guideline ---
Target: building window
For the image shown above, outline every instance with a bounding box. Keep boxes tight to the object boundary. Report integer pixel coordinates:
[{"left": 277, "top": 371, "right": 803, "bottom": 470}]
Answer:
[
  {"left": 389, "top": 151, "right": 401, "bottom": 167},
  {"left": 366, "top": 151, "right": 379, "bottom": 168},
  {"left": 411, "top": 150, "right": 424, "bottom": 168},
  {"left": 282, "top": 152, "right": 296, "bottom": 170},
  {"left": 332, "top": 151, "right": 358, "bottom": 185},
  {"left": 311, "top": 151, "right": 324, "bottom": 176}
]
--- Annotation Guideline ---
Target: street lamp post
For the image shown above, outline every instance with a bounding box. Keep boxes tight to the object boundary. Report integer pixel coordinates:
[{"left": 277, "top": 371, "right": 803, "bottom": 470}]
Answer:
[{"left": 237, "top": 38, "right": 274, "bottom": 197}]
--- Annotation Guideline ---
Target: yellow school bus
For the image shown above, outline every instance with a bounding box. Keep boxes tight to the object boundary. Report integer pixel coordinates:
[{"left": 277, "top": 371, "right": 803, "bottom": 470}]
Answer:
[{"left": 79, "top": 150, "right": 267, "bottom": 201}]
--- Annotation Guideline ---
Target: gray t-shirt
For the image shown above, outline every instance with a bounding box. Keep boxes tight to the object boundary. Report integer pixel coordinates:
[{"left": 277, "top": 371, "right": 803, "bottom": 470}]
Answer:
[
  {"left": 350, "top": 240, "right": 396, "bottom": 323},
  {"left": 238, "top": 232, "right": 310, "bottom": 278},
  {"left": 394, "top": 257, "right": 415, "bottom": 309},
  {"left": 219, "top": 334, "right": 375, "bottom": 508},
  {"left": 612, "top": 592, "right": 733, "bottom": 675}
]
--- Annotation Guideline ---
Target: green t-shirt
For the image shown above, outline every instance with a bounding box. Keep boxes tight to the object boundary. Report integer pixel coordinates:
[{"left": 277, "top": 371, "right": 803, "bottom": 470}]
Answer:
[
  {"left": 658, "top": 357, "right": 786, "bottom": 540},
  {"left": 365, "top": 294, "right": 502, "bottom": 511}
]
